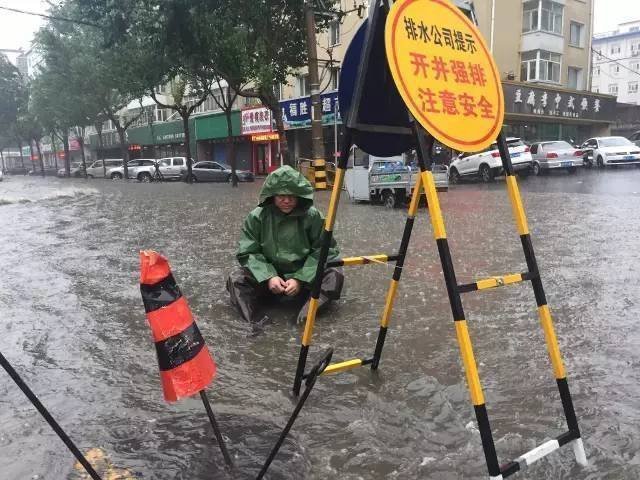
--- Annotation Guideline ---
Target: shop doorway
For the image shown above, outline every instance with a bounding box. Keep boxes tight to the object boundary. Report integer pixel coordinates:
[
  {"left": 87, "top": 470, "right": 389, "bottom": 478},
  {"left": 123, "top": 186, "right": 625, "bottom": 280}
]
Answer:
[{"left": 255, "top": 143, "right": 268, "bottom": 175}]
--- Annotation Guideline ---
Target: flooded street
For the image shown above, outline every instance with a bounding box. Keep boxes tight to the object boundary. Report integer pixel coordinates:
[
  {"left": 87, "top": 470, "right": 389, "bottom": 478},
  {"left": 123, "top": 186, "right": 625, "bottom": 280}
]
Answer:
[{"left": 1, "top": 169, "right": 640, "bottom": 480}]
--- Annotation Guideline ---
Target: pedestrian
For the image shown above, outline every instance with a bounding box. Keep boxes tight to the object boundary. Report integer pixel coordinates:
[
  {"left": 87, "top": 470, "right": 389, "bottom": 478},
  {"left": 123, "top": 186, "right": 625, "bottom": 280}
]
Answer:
[{"left": 226, "top": 165, "right": 344, "bottom": 326}]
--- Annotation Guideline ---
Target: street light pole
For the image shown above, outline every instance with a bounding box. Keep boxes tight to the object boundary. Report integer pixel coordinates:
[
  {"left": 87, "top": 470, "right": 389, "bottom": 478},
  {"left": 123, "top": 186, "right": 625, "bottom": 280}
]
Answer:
[{"left": 304, "top": 0, "right": 327, "bottom": 190}]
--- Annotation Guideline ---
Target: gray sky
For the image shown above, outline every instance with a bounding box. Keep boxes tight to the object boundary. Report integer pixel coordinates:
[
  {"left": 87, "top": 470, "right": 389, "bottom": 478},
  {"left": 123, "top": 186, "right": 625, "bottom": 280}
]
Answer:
[{"left": 0, "top": 0, "right": 638, "bottom": 62}]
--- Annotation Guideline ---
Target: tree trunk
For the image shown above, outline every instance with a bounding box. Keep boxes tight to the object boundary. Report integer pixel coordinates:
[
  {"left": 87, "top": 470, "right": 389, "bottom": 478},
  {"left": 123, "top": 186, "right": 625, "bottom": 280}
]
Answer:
[
  {"left": 115, "top": 125, "right": 129, "bottom": 179},
  {"left": 182, "top": 112, "right": 193, "bottom": 184},
  {"left": 78, "top": 136, "right": 88, "bottom": 179},
  {"left": 18, "top": 140, "right": 25, "bottom": 172},
  {"left": 63, "top": 134, "right": 71, "bottom": 176},
  {"left": 28, "top": 141, "right": 35, "bottom": 174},
  {"left": 272, "top": 106, "right": 290, "bottom": 166},
  {"left": 225, "top": 110, "right": 238, "bottom": 188},
  {"left": 51, "top": 131, "right": 59, "bottom": 170},
  {"left": 96, "top": 123, "right": 106, "bottom": 177},
  {"left": 0, "top": 149, "right": 5, "bottom": 173},
  {"left": 35, "top": 139, "right": 45, "bottom": 177}
]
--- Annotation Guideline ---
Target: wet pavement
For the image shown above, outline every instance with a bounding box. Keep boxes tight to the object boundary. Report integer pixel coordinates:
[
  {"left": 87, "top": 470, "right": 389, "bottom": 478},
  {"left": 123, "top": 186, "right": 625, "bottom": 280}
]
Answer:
[{"left": 1, "top": 168, "right": 639, "bottom": 479}]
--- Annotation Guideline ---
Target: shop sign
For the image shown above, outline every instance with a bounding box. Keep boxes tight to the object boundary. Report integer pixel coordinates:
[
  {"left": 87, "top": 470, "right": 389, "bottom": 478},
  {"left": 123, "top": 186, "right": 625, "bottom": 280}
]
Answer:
[
  {"left": 241, "top": 106, "right": 273, "bottom": 135},
  {"left": 156, "top": 132, "right": 185, "bottom": 142},
  {"left": 280, "top": 91, "right": 341, "bottom": 129},
  {"left": 385, "top": 0, "right": 504, "bottom": 152},
  {"left": 503, "top": 82, "right": 617, "bottom": 122},
  {"left": 128, "top": 144, "right": 142, "bottom": 151},
  {"left": 251, "top": 133, "right": 280, "bottom": 142}
]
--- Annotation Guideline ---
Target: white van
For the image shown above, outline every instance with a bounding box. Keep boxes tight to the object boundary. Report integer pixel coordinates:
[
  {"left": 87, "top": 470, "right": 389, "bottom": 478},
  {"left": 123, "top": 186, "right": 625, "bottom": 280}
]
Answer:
[{"left": 86, "top": 159, "right": 123, "bottom": 178}]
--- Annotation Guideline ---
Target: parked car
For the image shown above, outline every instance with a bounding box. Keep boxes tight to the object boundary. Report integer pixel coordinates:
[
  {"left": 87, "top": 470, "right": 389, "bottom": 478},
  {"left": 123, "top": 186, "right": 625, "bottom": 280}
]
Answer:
[
  {"left": 530, "top": 141, "right": 583, "bottom": 175},
  {"left": 191, "top": 161, "right": 254, "bottom": 182},
  {"left": 628, "top": 131, "right": 640, "bottom": 148},
  {"left": 157, "top": 157, "right": 192, "bottom": 180},
  {"left": 449, "top": 137, "right": 533, "bottom": 183},
  {"left": 28, "top": 165, "right": 60, "bottom": 176},
  {"left": 580, "top": 136, "right": 640, "bottom": 168},
  {"left": 57, "top": 162, "right": 85, "bottom": 177},
  {"left": 86, "top": 159, "right": 123, "bottom": 178},
  {"left": 7, "top": 166, "right": 28, "bottom": 175},
  {"left": 107, "top": 159, "right": 158, "bottom": 181}
]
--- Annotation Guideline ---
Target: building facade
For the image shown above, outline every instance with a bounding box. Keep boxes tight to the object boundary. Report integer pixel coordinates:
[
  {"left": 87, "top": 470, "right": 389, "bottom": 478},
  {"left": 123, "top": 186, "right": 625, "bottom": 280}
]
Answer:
[
  {"left": 281, "top": 0, "right": 613, "bottom": 155},
  {"left": 591, "top": 20, "right": 640, "bottom": 104}
]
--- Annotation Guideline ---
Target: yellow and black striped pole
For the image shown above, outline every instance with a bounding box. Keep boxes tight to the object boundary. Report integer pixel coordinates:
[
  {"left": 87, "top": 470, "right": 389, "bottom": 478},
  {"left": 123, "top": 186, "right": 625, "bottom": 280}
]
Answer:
[
  {"left": 313, "top": 158, "right": 327, "bottom": 190},
  {"left": 293, "top": 130, "right": 351, "bottom": 395},
  {"left": 414, "top": 127, "right": 502, "bottom": 478},
  {"left": 495, "top": 133, "right": 587, "bottom": 470},
  {"left": 371, "top": 171, "right": 423, "bottom": 369}
]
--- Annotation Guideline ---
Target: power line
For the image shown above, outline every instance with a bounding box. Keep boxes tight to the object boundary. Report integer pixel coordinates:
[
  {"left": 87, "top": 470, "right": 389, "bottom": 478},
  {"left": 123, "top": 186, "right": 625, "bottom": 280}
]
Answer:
[
  {"left": 0, "top": 5, "right": 103, "bottom": 29},
  {"left": 591, "top": 47, "right": 640, "bottom": 79}
]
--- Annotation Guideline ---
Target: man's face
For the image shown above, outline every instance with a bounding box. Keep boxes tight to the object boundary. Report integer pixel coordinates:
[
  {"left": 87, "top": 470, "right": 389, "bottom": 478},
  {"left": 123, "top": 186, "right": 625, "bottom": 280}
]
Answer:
[{"left": 274, "top": 194, "right": 298, "bottom": 214}]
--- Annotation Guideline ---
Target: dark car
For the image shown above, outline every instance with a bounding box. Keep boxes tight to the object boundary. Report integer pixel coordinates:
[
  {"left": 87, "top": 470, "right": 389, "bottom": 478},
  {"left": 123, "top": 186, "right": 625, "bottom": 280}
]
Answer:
[{"left": 190, "top": 161, "right": 254, "bottom": 182}]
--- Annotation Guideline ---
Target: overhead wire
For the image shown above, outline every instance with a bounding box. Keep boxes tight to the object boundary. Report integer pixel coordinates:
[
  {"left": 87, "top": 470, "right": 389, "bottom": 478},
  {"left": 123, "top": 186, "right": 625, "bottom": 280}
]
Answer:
[{"left": 0, "top": 4, "right": 103, "bottom": 29}]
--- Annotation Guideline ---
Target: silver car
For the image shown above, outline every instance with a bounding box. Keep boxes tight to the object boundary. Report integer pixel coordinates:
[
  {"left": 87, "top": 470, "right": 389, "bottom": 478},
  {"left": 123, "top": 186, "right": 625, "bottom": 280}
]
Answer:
[
  {"left": 530, "top": 141, "right": 583, "bottom": 175},
  {"left": 86, "top": 159, "right": 122, "bottom": 178},
  {"left": 191, "top": 161, "right": 254, "bottom": 182}
]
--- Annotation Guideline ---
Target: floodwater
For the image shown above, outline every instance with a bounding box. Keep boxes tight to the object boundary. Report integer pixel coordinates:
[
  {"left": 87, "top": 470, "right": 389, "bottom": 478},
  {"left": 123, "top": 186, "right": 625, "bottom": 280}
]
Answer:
[{"left": 1, "top": 168, "right": 639, "bottom": 480}]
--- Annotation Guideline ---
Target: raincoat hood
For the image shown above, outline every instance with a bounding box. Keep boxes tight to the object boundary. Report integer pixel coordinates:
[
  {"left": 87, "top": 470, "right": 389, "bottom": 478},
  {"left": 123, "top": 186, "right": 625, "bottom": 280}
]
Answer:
[{"left": 258, "top": 165, "right": 314, "bottom": 208}]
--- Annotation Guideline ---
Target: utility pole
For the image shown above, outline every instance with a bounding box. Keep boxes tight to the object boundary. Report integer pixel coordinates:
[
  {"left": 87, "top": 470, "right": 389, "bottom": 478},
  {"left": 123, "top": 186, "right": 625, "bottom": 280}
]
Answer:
[{"left": 304, "top": 0, "right": 327, "bottom": 190}]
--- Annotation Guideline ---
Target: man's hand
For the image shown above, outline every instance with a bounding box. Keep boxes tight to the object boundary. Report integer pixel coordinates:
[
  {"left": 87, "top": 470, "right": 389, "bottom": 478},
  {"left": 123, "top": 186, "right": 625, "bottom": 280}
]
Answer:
[
  {"left": 268, "top": 276, "right": 287, "bottom": 294},
  {"left": 284, "top": 278, "right": 301, "bottom": 296}
]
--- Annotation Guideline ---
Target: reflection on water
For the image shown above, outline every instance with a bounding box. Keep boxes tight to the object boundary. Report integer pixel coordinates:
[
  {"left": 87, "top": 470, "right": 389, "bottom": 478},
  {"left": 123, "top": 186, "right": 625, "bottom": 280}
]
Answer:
[{"left": 1, "top": 171, "right": 640, "bottom": 479}]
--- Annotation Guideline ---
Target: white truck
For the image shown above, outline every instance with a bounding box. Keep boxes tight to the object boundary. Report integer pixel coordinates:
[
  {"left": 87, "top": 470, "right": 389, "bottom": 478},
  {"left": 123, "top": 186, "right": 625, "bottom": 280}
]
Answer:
[{"left": 344, "top": 147, "right": 448, "bottom": 208}]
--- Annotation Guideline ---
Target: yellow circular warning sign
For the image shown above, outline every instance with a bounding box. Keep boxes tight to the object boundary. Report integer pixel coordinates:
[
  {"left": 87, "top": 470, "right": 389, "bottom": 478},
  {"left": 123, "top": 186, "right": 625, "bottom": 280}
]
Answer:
[{"left": 385, "top": 0, "right": 504, "bottom": 152}]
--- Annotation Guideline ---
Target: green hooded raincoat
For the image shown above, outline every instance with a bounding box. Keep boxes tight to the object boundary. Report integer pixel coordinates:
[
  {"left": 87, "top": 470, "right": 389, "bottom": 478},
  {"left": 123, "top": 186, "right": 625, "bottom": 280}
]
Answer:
[{"left": 236, "top": 166, "right": 339, "bottom": 284}]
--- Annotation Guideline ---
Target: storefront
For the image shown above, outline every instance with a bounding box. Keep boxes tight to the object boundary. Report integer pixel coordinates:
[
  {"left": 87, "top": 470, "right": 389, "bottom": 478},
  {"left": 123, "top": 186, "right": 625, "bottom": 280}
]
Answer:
[
  {"left": 194, "top": 111, "right": 252, "bottom": 171},
  {"left": 502, "top": 81, "right": 616, "bottom": 145},
  {"left": 241, "top": 106, "right": 280, "bottom": 175},
  {"left": 280, "top": 90, "right": 341, "bottom": 163}
]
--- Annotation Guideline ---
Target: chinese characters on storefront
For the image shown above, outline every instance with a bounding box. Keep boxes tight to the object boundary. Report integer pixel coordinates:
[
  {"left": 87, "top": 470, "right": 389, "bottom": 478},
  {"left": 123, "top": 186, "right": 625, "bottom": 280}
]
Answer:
[
  {"left": 279, "top": 92, "right": 340, "bottom": 129},
  {"left": 503, "top": 82, "right": 616, "bottom": 121},
  {"left": 385, "top": 0, "right": 504, "bottom": 151},
  {"left": 241, "top": 106, "right": 273, "bottom": 135}
]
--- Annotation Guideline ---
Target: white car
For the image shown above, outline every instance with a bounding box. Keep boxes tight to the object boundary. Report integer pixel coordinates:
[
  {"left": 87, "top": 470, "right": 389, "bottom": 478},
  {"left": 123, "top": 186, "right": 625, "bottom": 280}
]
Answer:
[
  {"left": 157, "top": 157, "right": 193, "bottom": 180},
  {"left": 107, "top": 159, "right": 158, "bottom": 181},
  {"left": 86, "top": 159, "right": 122, "bottom": 178},
  {"left": 580, "top": 137, "right": 640, "bottom": 168},
  {"left": 449, "top": 137, "right": 533, "bottom": 183}
]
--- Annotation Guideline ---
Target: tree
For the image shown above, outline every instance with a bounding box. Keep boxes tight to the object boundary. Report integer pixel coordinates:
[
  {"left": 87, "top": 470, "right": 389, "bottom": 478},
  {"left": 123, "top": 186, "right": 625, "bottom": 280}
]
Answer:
[{"left": 232, "top": 0, "right": 335, "bottom": 165}]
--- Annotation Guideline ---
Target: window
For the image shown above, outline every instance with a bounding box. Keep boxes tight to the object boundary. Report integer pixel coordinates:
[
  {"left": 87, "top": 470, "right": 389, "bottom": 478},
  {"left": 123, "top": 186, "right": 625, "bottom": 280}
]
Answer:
[
  {"left": 631, "top": 42, "right": 640, "bottom": 54},
  {"left": 609, "top": 84, "right": 619, "bottom": 95},
  {"left": 530, "top": 144, "right": 539, "bottom": 154},
  {"left": 520, "top": 50, "right": 562, "bottom": 82},
  {"left": 594, "top": 66, "right": 600, "bottom": 76},
  {"left": 610, "top": 64, "right": 620, "bottom": 75},
  {"left": 329, "top": 20, "right": 340, "bottom": 46},
  {"left": 520, "top": 50, "right": 538, "bottom": 81},
  {"left": 632, "top": 61, "right": 640, "bottom": 71},
  {"left": 611, "top": 44, "right": 621, "bottom": 55},
  {"left": 297, "top": 74, "right": 310, "bottom": 96},
  {"left": 540, "top": 0, "right": 563, "bottom": 34},
  {"left": 567, "top": 67, "right": 583, "bottom": 89},
  {"left": 522, "top": 0, "right": 539, "bottom": 33},
  {"left": 629, "top": 82, "right": 639, "bottom": 94},
  {"left": 593, "top": 86, "right": 599, "bottom": 93},
  {"left": 174, "top": 158, "right": 184, "bottom": 166},
  {"left": 330, "top": 67, "right": 341, "bottom": 90},
  {"left": 569, "top": 22, "right": 583, "bottom": 47}
]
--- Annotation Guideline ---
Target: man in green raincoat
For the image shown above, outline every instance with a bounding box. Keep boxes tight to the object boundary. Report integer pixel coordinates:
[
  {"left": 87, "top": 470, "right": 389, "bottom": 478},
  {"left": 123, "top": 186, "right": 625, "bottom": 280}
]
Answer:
[{"left": 227, "top": 165, "right": 343, "bottom": 325}]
